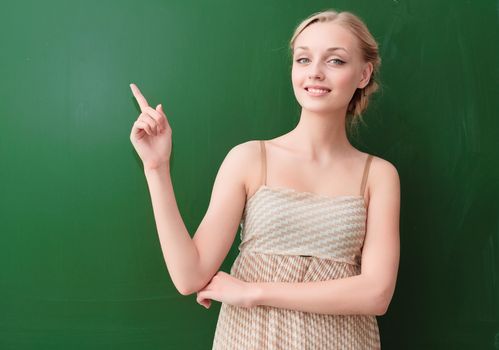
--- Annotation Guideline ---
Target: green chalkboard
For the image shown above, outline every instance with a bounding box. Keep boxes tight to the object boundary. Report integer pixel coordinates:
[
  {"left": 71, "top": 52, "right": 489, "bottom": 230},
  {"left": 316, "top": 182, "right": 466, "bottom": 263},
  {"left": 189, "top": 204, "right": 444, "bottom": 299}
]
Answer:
[{"left": 0, "top": 0, "right": 497, "bottom": 349}]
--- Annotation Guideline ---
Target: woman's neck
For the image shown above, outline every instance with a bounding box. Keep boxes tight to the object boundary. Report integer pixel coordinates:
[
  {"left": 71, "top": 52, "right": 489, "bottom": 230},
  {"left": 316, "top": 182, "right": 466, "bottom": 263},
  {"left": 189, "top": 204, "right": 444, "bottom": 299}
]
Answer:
[{"left": 286, "top": 108, "right": 353, "bottom": 162}]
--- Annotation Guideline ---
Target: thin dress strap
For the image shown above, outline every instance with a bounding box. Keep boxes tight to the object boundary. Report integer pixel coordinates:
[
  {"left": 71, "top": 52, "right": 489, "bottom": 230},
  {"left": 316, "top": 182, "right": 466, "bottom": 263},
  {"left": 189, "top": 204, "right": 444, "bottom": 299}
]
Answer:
[
  {"left": 260, "top": 140, "right": 267, "bottom": 186},
  {"left": 360, "top": 154, "right": 373, "bottom": 196}
]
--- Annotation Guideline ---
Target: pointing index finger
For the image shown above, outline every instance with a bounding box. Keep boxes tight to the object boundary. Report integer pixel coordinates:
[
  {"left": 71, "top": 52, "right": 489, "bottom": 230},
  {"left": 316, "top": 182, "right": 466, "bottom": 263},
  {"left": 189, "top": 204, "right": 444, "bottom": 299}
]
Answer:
[{"left": 130, "top": 83, "right": 150, "bottom": 111}]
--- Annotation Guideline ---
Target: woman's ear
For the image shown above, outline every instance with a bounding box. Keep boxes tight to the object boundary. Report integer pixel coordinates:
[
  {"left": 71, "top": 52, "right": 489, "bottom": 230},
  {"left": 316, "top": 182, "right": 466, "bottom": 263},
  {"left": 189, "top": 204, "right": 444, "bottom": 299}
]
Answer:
[{"left": 358, "top": 62, "right": 374, "bottom": 89}]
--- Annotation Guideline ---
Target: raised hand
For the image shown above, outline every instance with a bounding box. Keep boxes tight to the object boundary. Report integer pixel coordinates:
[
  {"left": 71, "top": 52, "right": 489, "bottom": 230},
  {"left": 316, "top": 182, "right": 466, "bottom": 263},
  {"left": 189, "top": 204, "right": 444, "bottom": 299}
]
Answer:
[{"left": 129, "top": 83, "right": 172, "bottom": 170}]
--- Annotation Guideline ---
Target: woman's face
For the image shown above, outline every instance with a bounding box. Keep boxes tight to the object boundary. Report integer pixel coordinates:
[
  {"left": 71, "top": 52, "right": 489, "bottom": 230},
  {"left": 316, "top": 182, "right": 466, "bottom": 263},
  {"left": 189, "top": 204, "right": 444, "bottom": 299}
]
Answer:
[{"left": 291, "top": 21, "right": 372, "bottom": 115}]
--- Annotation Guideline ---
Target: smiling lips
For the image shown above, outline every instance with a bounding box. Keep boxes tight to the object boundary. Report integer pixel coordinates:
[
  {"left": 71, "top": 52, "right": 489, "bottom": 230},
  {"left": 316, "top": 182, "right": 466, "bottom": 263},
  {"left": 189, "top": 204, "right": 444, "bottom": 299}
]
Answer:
[{"left": 305, "top": 86, "right": 331, "bottom": 96}]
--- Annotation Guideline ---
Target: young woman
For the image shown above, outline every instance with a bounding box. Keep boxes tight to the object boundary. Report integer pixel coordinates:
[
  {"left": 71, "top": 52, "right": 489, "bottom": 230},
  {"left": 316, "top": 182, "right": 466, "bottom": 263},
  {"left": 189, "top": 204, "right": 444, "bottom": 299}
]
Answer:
[{"left": 129, "top": 9, "right": 400, "bottom": 350}]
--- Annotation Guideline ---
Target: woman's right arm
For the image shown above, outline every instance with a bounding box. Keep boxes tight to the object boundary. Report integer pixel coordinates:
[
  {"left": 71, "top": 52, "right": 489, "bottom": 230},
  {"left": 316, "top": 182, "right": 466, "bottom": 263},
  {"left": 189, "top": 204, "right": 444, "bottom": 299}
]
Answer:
[
  {"left": 143, "top": 164, "right": 201, "bottom": 295},
  {"left": 143, "top": 144, "right": 251, "bottom": 295},
  {"left": 129, "top": 83, "right": 252, "bottom": 295}
]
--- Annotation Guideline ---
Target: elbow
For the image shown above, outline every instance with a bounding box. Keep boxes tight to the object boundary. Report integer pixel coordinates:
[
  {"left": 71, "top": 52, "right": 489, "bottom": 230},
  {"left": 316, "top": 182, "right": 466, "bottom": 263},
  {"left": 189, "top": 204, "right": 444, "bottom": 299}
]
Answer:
[
  {"left": 173, "top": 279, "right": 199, "bottom": 296},
  {"left": 176, "top": 278, "right": 206, "bottom": 296},
  {"left": 372, "top": 300, "right": 389, "bottom": 316},
  {"left": 171, "top": 269, "right": 207, "bottom": 296},
  {"left": 177, "top": 286, "right": 193, "bottom": 296},
  {"left": 176, "top": 281, "right": 201, "bottom": 296},
  {"left": 371, "top": 285, "right": 394, "bottom": 316},
  {"left": 171, "top": 280, "right": 190, "bottom": 295}
]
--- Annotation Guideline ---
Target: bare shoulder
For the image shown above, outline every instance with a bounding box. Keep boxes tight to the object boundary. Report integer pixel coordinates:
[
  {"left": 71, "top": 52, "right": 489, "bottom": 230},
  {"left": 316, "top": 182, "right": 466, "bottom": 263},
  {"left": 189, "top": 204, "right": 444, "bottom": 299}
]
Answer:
[
  {"left": 226, "top": 139, "right": 261, "bottom": 170},
  {"left": 368, "top": 154, "right": 400, "bottom": 199},
  {"left": 228, "top": 139, "right": 261, "bottom": 158},
  {"left": 223, "top": 139, "right": 262, "bottom": 192},
  {"left": 369, "top": 155, "right": 399, "bottom": 182}
]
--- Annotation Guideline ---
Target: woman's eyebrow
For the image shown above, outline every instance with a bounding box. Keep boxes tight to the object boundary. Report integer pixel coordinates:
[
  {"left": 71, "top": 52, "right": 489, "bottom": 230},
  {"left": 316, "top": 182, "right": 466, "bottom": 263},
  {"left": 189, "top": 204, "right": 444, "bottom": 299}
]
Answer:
[{"left": 295, "top": 46, "right": 349, "bottom": 54}]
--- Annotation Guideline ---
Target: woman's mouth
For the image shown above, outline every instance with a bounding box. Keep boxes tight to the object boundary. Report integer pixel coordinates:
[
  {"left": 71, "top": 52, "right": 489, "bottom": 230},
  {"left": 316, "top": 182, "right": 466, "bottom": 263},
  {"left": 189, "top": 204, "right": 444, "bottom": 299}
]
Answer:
[{"left": 305, "top": 87, "right": 331, "bottom": 96}]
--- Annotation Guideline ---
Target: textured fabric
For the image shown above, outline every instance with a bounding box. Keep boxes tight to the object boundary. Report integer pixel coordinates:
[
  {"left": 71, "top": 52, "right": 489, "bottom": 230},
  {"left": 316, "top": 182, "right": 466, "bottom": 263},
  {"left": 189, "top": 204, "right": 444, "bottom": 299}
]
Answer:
[
  {"left": 212, "top": 141, "right": 380, "bottom": 349},
  {"left": 238, "top": 186, "right": 367, "bottom": 265}
]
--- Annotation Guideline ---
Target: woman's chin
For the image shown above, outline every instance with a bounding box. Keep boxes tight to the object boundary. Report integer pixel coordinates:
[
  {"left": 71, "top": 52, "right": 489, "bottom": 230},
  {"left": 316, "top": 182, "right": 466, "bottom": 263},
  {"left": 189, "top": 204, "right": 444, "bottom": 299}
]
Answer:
[
  {"left": 299, "top": 104, "right": 336, "bottom": 114},
  {"left": 297, "top": 98, "right": 348, "bottom": 114}
]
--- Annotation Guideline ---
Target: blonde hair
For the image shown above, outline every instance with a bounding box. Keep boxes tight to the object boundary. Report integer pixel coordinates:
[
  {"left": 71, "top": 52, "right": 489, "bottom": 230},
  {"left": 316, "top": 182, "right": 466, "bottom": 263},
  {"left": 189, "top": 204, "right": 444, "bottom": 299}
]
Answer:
[{"left": 289, "top": 9, "right": 382, "bottom": 136}]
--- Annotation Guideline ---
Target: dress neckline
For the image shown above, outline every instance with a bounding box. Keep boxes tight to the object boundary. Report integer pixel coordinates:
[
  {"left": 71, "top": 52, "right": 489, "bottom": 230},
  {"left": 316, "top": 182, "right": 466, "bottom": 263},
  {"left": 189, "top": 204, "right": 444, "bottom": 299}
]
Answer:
[{"left": 246, "top": 185, "right": 367, "bottom": 210}]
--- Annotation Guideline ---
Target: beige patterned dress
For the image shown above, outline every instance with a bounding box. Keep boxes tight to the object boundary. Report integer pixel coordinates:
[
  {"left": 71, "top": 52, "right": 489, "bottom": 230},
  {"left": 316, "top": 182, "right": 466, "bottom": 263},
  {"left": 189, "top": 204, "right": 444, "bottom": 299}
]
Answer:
[{"left": 212, "top": 141, "right": 380, "bottom": 349}]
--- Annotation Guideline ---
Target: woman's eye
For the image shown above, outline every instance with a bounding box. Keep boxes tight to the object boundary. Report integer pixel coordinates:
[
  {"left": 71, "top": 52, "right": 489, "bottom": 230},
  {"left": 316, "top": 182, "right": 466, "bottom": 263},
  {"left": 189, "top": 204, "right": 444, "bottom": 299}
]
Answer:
[
  {"left": 329, "top": 58, "right": 345, "bottom": 65},
  {"left": 295, "top": 58, "right": 345, "bottom": 65}
]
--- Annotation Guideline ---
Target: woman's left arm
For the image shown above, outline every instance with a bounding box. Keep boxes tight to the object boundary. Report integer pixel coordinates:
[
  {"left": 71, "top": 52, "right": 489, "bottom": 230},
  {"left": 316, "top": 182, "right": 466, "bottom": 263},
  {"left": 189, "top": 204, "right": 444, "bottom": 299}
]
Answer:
[
  {"left": 252, "top": 159, "right": 400, "bottom": 316},
  {"left": 197, "top": 159, "right": 400, "bottom": 315}
]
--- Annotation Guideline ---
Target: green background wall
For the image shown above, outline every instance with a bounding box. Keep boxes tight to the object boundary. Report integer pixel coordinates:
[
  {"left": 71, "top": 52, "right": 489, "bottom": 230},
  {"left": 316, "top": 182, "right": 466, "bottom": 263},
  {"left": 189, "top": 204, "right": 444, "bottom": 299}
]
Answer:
[{"left": 1, "top": 0, "right": 497, "bottom": 349}]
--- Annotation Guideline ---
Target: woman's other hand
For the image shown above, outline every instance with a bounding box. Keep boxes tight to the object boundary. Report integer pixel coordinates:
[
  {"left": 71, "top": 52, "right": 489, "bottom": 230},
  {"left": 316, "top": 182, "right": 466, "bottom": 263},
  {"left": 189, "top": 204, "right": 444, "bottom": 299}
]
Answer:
[{"left": 196, "top": 271, "right": 259, "bottom": 309}]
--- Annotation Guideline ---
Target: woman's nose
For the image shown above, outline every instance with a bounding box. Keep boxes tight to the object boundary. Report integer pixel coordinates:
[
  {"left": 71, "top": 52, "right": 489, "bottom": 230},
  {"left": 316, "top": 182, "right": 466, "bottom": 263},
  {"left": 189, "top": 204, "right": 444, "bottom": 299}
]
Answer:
[{"left": 308, "top": 62, "right": 325, "bottom": 80}]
